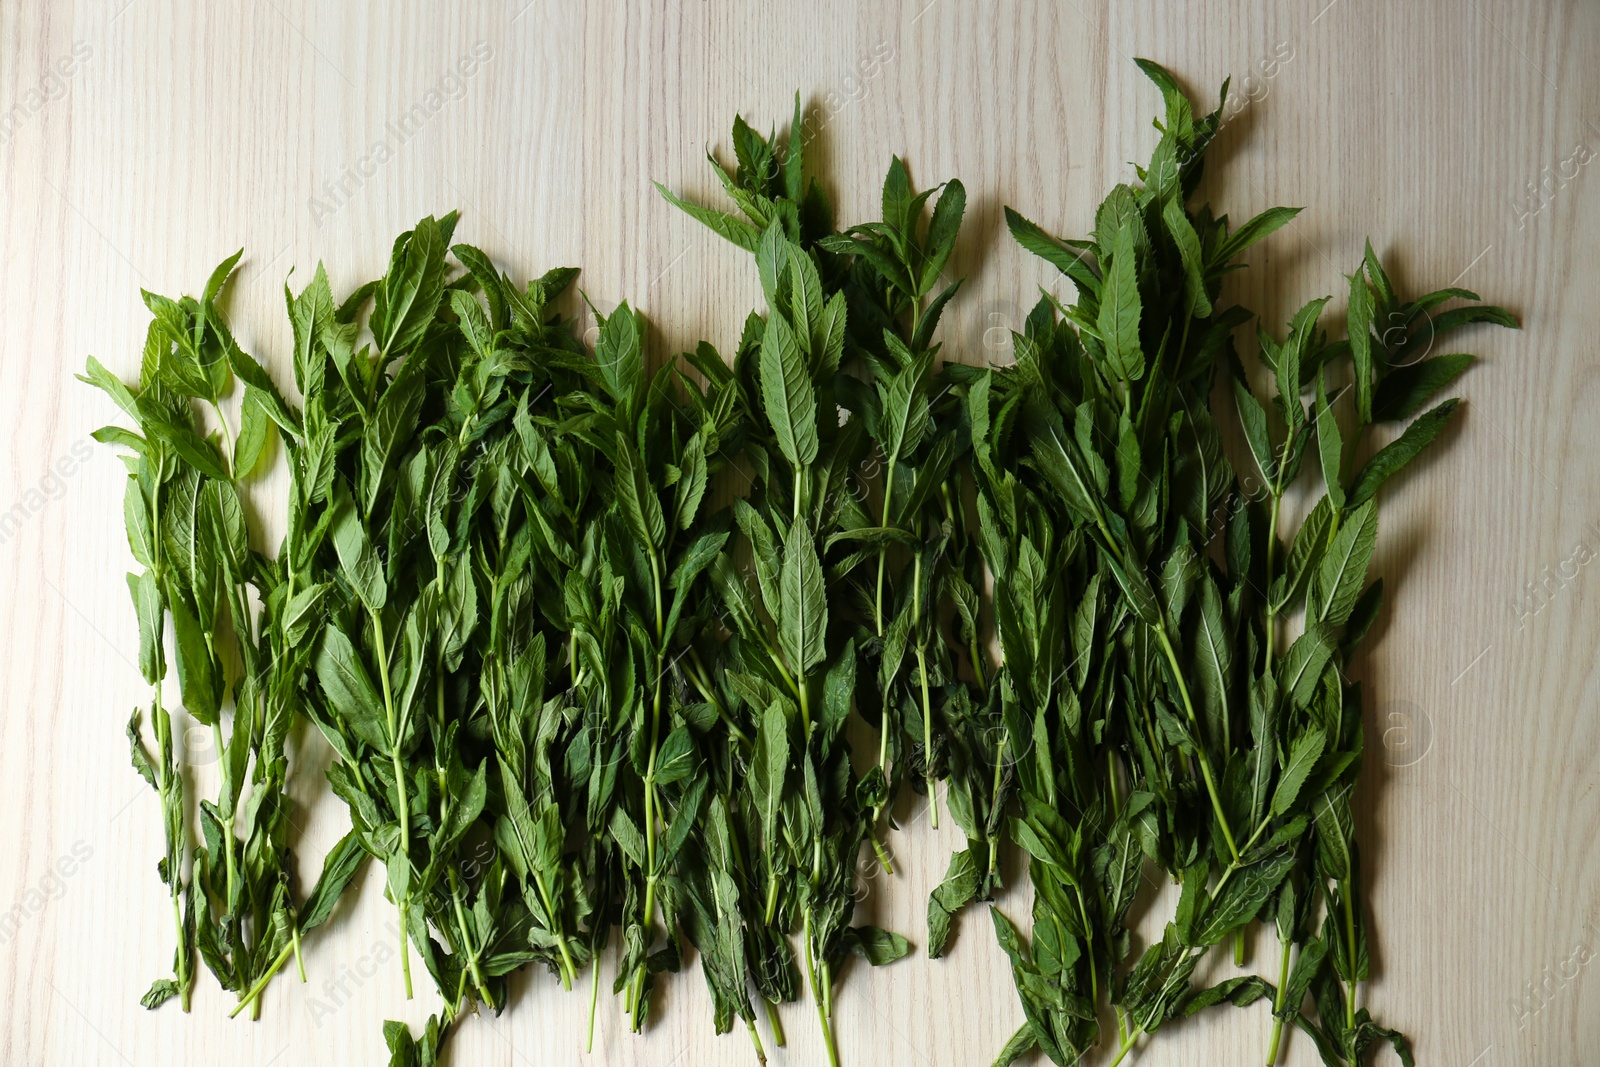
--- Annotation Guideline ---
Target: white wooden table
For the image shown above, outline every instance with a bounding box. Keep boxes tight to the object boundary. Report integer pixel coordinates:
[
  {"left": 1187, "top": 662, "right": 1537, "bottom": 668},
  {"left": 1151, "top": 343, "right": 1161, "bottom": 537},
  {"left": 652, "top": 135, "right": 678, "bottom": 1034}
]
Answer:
[{"left": 2, "top": 2, "right": 1595, "bottom": 1064}]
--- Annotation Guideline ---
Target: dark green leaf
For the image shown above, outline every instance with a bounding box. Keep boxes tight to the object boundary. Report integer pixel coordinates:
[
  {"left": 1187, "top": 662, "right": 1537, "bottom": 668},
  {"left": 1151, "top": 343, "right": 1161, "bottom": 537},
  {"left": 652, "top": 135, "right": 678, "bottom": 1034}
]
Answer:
[
  {"left": 1372, "top": 353, "right": 1475, "bottom": 422},
  {"left": 1163, "top": 196, "right": 1211, "bottom": 319},
  {"left": 1097, "top": 224, "right": 1145, "bottom": 381},
  {"left": 168, "top": 592, "right": 218, "bottom": 725},
  {"left": 1349, "top": 270, "right": 1375, "bottom": 424},
  {"left": 313, "top": 624, "right": 389, "bottom": 751},
  {"left": 299, "top": 831, "right": 368, "bottom": 932},
  {"left": 653, "top": 725, "right": 697, "bottom": 785},
  {"left": 1271, "top": 729, "right": 1326, "bottom": 817},
  {"left": 329, "top": 482, "right": 388, "bottom": 612},
  {"left": 655, "top": 182, "right": 761, "bottom": 251},
  {"left": 758, "top": 308, "right": 818, "bottom": 469},
  {"left": 1311, "top": 499, "right": 1378, "bottom": 626},
  {"left": 846, "top": 926, "right": 912, "bottom": 966},
  {"left": 1348, "top": 399, "right": 1461, "bottom": 507},
  {"left": 778, "top": 518, "right": 826, "bottom": 675},
  {"left": 1215, "top": 206, "right": 1302, "bottom": 264},
  {"left": 126, "top": 570, "right": 164, "bottom": 685}
]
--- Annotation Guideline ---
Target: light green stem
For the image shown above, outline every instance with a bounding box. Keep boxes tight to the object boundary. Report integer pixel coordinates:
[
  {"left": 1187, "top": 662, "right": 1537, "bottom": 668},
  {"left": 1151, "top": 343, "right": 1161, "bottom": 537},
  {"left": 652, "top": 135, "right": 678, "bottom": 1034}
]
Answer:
[
  {"left": 632, "top": 557, "right": 669, "bottom": 1027},
  {"left": 912, "top": 550, "right": 938, "bottom": 829},
  {"left": 230, "top": 940, "right": 293, "bottom": 1018},
  {"left": 870, "top": 833, "right": 895, "bottom": 875},
  {"left": 1265, "top": 500, "right": 1283, "bottom": 661},
  {"left": 765, "top": 998, "right": 786, "bottom": 1046},
  {"left": 212, "top": 721, "right": 237, "bottom": 911},
  {"left": 370, "top": 609, "right": 412, "bottom": 1000},
  {"left": 987, "top": 728, "right": 1008, "bottom": 880},
  {"left": 587, "top": 939, "right": 601, "bottom": 1052},
  {"left": 449, "top": 868, "right": 494, "bottom": 1007},
  {"left": 1263, "top": 429, "right": 1292, "bottom": 663},
  {"left": 746, "top": 1017, "right": 768, "bottom": 1066},
  {"left": 1213, "top": 818, "right": 1273, "bottom": 898},
  {"left": 871, "top": 463, "right": 898, "bottom": 632},
  {"left": 1106, "top": 1026, "right": 1143, "bottom": 1067},
  {"left": 869, "top": 706, "right": 894, "bottom": 873},
  {"left": 803, "top": 910, "right": 840, "bottom": 1067},
  {"left": 917, "top": 645, "right": 937, "bottom": 829},
  {"left": 685, "top": 649, "right": 751, "bottom": 745},
  {"left": 151, "top": 484, "right": 190, "bottom": 1014},
  {"left": 172, "top": 890, "right": 190, "bottom": 1013},
  {"left": 1153, "top": 624, "right": 1240, "bottom": 861},
  {"left": 1076, "top": 888, "right": 1098, "bottom": 1008},
  {"left": 1343, "top": 882, "right": 1358, "bottom": 1030},
  {"left": 536, "top": 869, "right": 576, "bottom": 992},
  {"left": 1266, "top": 935, "right": 1293, "bottom": 1065}
]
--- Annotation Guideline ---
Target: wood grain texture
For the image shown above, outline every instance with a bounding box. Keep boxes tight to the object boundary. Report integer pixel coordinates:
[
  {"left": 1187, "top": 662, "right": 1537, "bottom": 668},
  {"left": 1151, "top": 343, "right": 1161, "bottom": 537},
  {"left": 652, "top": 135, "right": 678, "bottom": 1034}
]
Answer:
[{"left": 1, "top": 1, "right": 1595, "bottom": 1064}]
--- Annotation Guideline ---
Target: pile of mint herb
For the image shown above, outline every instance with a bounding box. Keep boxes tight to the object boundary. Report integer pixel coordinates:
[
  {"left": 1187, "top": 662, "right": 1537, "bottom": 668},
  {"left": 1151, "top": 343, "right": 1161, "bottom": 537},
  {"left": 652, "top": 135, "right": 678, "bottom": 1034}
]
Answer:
[
  {"left": 83, "top": 259, "right": 370, "bottom": 1019},
  {"left": 974, "top": 61, "right": 1515, "bottom": 1067},
  {"left": 83, "top": 63, "right": 1513, "bottom": 1067}
]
